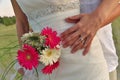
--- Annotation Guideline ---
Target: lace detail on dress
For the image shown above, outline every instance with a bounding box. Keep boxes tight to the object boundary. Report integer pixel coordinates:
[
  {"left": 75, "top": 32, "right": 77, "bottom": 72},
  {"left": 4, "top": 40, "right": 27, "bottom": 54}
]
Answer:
[
  {"left": 43, "top": 0, "right": 79, "bottom": 5},
  {"left": 27, "top": 0, "right": 80, "bottom": 20}
]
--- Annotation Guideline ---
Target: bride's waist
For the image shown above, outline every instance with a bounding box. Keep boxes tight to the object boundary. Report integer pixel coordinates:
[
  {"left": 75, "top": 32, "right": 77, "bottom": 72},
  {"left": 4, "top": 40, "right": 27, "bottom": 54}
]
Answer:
[{"left": 28, "top": 9, "right": 80, "bottom": 34}]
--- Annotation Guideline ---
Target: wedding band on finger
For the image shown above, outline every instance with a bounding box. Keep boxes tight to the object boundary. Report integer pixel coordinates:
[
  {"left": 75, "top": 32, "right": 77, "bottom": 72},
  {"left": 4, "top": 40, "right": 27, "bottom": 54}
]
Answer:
[
  {"left": 79, "top": 35, "right": 86, "bottom": 46},
  {"left": 79, "top": 36, "right": 84, "bottom": 41}
]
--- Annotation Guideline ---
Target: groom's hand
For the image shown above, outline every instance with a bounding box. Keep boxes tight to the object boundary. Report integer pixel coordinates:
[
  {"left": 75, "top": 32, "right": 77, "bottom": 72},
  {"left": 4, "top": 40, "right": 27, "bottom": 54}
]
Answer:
[{"left": 61, "top": 13, "right": 102, "bottom": 55}]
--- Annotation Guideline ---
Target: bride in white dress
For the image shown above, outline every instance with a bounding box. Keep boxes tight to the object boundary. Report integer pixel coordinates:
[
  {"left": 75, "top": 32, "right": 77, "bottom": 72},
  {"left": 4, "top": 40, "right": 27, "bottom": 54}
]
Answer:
[{"left": 11, "top": 0, "right": 109, "bottom": 80}]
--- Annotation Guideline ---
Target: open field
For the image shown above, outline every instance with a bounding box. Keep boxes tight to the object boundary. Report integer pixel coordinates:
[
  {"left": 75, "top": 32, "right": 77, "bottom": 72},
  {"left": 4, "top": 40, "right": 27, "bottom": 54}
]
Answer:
[
  {"left": 0, "top": 24, "right": 18, "bottom": 65},
  {"left": 112, "top": 17, "right": 120, "bottom": 79},
  {"left": 0, "top": 17, "right": 120, "bottom": 79},
  {"left": 0, "top": 24, "right": 19, "bottom": 79}
]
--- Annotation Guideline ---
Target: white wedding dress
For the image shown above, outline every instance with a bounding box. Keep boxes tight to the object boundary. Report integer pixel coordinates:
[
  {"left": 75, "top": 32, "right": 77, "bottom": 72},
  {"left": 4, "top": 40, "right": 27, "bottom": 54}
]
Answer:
[{"left": 13, "top": 0, "right": 109, "bottom": 80}]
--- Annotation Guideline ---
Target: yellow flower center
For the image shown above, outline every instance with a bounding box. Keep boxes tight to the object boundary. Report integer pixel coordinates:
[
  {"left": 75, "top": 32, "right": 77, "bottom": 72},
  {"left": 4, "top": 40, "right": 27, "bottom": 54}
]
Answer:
[
  {"left": 26, "top": 54, "right": 31, "bottom": 60},
  {"left": 47, "top": 51, "right": 52, "bottom": 57}
]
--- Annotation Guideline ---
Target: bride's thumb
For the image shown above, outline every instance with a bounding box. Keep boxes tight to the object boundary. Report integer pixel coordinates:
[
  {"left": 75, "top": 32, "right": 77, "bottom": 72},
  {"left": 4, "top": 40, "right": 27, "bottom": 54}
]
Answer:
[{"left": 68, "top": 14, "right": 85, "bottom": 20}]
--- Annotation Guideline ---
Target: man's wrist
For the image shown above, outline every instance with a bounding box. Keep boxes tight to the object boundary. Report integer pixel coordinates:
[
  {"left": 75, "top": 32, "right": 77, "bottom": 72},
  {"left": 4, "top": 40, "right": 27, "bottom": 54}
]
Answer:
[
  {"left": 89, "top": 12, "right": 104, "bottom": 29},
  {"left": 90, "top": 0, "right": 119, "bottom": 28}
]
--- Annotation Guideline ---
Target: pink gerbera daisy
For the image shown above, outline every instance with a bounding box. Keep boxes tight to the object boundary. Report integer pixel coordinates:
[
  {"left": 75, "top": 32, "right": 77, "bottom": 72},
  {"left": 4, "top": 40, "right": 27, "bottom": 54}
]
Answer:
[
  {"left": 17, "top": 44, "right": 39, "bottom": 70},
  {"left": 42, "top": 61, "right": 59, "bottom": 74},
  {"left": 41, "top": 27, "right": 60, "bottom": 48}
]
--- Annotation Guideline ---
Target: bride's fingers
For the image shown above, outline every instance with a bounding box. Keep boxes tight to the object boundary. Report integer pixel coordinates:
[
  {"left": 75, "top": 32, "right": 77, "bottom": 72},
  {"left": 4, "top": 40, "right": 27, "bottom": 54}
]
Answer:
[
  {"left": 65, "top": 18, "right": 79, "bottom": 23},
  {"left": 63, "top": 36, "right": 78, "bottom": 48},
  {"left": 70, "top": 31, "right": 89, "bottom": 48},
  {"left": 65, "top": 14, "right": 84, "bottom": 23},
  {"left": 61, "top": 26, "right": 78, "bottom": 40},
  {"left": 83, "top": 36, "right": 93, "bottom": 55},
  {"left": 62, "top": 30, "right": 81, "bottom": 47},
  {"left": 83, "top": 35, "right": 91, "bottom": 48},
  {"left": 71, "top": 39, "right": 83, "bottom": 53},
  {"left": 67, "top": 14, "right": 85, "bottom": 20},
  {"left": 83, "top": 41, "right": 92, "bottom": 56},
  {"left": 61, "top": 22, "right": 83, "bottom": 40},
  {"left": 84, "top": 34, "right": 94, "bottom": 48},
  {"left": 71, "top": 43, "right": 84, "bottom": 53}
]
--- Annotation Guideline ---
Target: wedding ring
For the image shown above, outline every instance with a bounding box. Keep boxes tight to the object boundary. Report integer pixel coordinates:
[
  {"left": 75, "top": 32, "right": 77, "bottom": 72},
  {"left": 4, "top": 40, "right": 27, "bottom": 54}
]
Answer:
[{"left": 79, "top": 35, "right": 84, "bottom": 41}]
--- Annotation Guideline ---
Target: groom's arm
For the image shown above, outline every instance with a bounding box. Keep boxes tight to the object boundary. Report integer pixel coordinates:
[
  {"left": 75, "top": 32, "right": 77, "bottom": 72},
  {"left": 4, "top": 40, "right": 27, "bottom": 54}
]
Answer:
[
  {"left": 66, "top": 3, "right": 120, "bottom": 27},
  {"left": 102, "top": 4, "right": 120, "bottom": 26},
  {"left": 91, "top": 0, "right": 120, "bottom": 28}
]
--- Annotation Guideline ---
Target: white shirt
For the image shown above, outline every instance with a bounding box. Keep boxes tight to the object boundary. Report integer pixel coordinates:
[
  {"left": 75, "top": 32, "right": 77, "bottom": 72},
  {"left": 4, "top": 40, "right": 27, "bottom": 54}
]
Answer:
[{"left": 80, "top": 0, "right": 119, "bottom": 72}]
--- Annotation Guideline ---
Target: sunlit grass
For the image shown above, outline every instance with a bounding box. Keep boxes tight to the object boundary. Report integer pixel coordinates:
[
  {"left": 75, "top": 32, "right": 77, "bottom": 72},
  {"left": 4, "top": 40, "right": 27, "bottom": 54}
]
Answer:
[
  {"left": 0, "top": 24, "right": 19, "bottom": 79},
  {"left": 112, "top": 17, "right": 120, "bottom": 79}
]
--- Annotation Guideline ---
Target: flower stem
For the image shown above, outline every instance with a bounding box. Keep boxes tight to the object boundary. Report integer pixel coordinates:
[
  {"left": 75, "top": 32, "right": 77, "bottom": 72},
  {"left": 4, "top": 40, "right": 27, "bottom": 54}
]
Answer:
[{"left": 1, "top": 60, "right": 17, "bottom": 80}]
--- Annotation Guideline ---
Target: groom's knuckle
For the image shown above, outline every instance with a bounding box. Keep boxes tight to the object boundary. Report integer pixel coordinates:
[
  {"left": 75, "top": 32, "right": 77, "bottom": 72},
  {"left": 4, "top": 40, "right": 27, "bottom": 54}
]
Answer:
[
  {"left": 77, "top": 23, "right": 82, "bottom": 27},
  {"left": 68, "top": 41, "right": 72, "bottom": 45},
  {"left": 81, "top": 28, "right": 85, "bottom": 32},
  {"left": 86, "top": 30, "right": 90, "bottom": 34},
  {"left": 90, "top": 33, "right": 94, "bottom": 37}
]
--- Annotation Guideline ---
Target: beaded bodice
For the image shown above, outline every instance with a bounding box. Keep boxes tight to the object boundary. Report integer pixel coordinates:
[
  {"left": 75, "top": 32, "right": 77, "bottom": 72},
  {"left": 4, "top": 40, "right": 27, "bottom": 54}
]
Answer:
[
  {"left": 16, "top": 0, "right": 80, "bottom": 18},
  {"left": 16, "top": 0, "right": 80, "bottom": 33}
]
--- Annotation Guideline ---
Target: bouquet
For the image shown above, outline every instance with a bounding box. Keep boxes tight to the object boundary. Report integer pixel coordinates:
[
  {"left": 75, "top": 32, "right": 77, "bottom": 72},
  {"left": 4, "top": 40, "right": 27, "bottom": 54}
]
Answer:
[{"left": 1, "top": 27, "right": 61, "bottom": 80}]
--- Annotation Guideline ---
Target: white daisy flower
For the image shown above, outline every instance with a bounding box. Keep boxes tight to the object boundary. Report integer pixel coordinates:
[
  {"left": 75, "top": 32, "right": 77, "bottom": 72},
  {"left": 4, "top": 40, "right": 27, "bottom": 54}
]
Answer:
[
  {"left": 21, "top": 32, "right": 33, "bottom": 40},
  {"left": 24, "top": 32, "right": 33, "bottom": 37},
  {"left": 40, "top": 48, "right": 61, "bottom": 66}
]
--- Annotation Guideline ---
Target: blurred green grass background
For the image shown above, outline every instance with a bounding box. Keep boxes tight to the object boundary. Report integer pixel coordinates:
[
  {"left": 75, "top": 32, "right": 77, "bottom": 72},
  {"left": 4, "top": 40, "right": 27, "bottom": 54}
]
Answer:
[
  {"left": 0, "top": 24, "right": 19, "bottom": 80},
  {"left": 0, "top": 17, "right": 120, "bottom": 79},
  {"left": 112, "top": 17, "right": 120, "bottom": 79}
]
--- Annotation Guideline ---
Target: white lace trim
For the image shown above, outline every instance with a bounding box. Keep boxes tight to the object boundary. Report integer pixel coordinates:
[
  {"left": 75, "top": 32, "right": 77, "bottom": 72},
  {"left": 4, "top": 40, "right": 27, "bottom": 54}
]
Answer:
[
  {"left": 27, "top": 1, "right": 80, "bottom": 20},
  {"left": 43, "top": 0, "right": 79, "bottom": 5}
]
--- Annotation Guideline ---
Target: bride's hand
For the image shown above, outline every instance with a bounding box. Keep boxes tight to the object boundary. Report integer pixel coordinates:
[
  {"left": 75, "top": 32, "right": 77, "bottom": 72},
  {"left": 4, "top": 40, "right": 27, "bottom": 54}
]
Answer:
[{"left": 61, "top": 13, "right": 102, "bottom": 55}]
